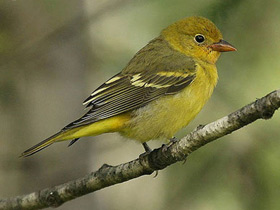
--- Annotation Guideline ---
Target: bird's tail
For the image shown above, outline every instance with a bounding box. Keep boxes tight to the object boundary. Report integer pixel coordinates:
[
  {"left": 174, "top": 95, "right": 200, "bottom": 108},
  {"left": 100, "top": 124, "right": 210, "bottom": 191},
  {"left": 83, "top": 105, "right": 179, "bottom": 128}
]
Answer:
[
  {"left": 20, "top": 125, "right": 85, "bottom": 157},
  {"left": 20, "top": 113, "right": 131, "bottom": 157},
  {"left": 20, "top": 131, "right": 64, "bottom": 157}
]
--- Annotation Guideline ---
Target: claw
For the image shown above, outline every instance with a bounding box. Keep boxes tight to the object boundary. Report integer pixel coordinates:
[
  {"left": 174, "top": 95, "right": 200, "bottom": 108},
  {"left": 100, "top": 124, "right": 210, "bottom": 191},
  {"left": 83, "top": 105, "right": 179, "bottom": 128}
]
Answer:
[
  {"left": 169, "top": 136, "right": 178, "bottom": 143},
  {"left": 195, "top": 124, "right": 205, "bottom": 131},
  {"left": 153, "top": 170, "right": 159, "bottom": 178},
  {"left": 161, "top": 144, "right": 169, "bottom": 152},
  {"left": 182, "top": 158, "right": 187, "bottom": 165}
]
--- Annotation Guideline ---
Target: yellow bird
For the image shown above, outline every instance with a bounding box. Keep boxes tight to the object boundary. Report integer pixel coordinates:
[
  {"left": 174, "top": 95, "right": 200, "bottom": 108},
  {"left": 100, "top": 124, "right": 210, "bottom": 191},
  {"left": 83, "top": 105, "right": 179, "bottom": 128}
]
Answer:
[{"left": 21, "top": 16, "right": 236, "bottom": 157}]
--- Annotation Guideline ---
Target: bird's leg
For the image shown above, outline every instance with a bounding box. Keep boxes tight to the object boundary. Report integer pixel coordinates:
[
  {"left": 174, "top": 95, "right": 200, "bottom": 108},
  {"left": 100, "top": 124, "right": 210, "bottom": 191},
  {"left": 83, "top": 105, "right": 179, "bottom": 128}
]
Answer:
[
  {"left": 139, "top": 142, "right": 152, "bottom": 159},
  {"left": 142, "top": 142, "right": 152, "bottom": 153},
  {"left": 140, "top": 142, "right": 159, "bottom": 177}
]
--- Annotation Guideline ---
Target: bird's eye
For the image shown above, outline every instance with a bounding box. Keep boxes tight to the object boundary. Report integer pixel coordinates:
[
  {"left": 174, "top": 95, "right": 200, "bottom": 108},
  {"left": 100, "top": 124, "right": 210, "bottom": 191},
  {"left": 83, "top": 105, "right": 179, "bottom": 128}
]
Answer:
[{"left": 194, "top": 34, "right": 205, "bottom": 43}]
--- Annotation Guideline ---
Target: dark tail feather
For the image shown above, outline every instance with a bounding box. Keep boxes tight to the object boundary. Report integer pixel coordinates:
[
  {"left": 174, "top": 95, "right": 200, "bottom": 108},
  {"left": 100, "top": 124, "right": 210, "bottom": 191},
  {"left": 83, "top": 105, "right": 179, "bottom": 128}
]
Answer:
[
  {"left": 68, "top": 138, "right": 80, "bottom": 147},
  {"left": 20, "top": 131, "right": 62, "bottom": 158}
]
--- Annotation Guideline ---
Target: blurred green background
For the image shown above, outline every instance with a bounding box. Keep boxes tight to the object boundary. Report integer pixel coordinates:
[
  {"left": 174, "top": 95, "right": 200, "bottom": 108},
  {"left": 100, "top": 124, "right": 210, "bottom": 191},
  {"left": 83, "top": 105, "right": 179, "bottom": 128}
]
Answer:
[{"left": 0, "top": 0, "right": 280, "bottom": 209}]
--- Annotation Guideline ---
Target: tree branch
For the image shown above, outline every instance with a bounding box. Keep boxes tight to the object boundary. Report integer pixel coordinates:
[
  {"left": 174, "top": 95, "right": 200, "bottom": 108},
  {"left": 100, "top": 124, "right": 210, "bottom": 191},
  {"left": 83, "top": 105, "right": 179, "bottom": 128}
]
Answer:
[{"left": 1, "top": 89, "right": 280, "bottom": 210}]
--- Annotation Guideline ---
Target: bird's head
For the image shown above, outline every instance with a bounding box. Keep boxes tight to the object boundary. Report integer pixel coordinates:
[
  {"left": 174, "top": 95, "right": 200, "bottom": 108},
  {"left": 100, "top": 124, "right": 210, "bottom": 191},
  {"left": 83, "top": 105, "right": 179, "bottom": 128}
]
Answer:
[{"left": 161, "top": 16, "right": 236, "bottom": 64}]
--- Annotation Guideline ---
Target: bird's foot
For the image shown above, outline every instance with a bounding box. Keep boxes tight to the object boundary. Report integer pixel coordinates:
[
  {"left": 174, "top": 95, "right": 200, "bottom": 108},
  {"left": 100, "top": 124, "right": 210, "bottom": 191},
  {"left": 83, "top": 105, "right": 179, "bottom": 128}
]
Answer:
[
  {"left": 139, "top": 142, "right": 159, "bottom": 178},
  {"left": 195, "top": 124, "right": 205, "bottom": 131},
  {"left": 169, "top": 136, "right": 178, "bottom": 143},
  {"left": 161, "top": 137, "right": 178, "bottom": 153},
  {"left": 161, "top": 143, "right": 169, "bottom": 153},
  {"left": 168, "top": 137, "right": 188, "bottom": 164},
  {"left": 182, "top": 157, "right": 187, "bottom": 164}
]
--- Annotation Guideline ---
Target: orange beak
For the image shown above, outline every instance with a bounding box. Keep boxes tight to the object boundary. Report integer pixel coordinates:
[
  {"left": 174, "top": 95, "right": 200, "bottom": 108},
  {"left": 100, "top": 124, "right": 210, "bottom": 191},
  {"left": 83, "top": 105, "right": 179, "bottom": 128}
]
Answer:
[{"left": 209, "top": 40, "right": 237, "bottom": 52}]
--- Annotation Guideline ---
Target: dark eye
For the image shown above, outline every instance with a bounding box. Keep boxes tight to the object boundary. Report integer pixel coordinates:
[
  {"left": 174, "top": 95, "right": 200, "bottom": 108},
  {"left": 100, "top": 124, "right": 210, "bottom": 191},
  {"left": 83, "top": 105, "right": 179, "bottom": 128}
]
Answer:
[{"left": 194, "top": 34, "right": 205, "bottom": 43}]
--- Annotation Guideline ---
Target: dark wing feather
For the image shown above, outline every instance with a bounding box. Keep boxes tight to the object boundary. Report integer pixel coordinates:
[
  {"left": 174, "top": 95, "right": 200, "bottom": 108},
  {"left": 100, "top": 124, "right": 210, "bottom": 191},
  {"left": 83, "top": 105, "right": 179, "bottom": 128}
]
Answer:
[{"left": 63, "top": 71, "right": 195, "bottom": 130}]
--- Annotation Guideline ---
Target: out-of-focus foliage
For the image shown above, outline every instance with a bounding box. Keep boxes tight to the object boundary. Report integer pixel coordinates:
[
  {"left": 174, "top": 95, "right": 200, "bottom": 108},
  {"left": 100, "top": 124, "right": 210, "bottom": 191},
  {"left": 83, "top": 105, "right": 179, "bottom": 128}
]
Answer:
[{"left": 0, "top": 0, "right": 279, "bottom": 210}]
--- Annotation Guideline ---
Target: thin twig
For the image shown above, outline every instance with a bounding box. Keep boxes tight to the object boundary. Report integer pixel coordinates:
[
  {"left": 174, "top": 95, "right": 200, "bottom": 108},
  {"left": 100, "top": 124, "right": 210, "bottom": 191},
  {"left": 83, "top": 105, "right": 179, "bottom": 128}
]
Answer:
[{"left": 0, "top": 89, "right": 279, "bottom": 210}]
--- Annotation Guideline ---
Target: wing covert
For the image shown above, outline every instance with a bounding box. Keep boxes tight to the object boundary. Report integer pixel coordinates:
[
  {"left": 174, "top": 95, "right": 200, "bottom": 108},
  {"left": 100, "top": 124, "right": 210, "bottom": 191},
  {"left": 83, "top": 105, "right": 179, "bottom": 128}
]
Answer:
[{"left": 64, "top": 70, "right": 195, "bottom": 130}]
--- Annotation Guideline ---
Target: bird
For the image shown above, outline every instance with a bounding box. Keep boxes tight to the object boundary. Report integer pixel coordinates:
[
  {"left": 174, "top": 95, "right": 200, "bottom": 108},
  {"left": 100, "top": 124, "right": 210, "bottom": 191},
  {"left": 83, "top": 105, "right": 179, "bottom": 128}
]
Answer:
[{"left": 21, "top": 16, "right": 236, "bottom": 157}]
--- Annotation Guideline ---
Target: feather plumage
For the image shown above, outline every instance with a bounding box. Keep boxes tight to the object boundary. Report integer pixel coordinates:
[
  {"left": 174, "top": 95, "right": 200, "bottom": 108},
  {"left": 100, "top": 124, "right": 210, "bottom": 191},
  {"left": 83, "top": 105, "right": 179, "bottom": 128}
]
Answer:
[{"left": 65, "top": 37, "right": 196, "bottom": 130}]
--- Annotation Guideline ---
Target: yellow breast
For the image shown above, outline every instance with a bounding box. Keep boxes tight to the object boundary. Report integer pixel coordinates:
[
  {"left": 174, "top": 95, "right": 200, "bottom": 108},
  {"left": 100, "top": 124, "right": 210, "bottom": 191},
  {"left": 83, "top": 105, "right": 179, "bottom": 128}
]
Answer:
[{"left": 120, "top": 62, "right": 218, "bottom": 142}]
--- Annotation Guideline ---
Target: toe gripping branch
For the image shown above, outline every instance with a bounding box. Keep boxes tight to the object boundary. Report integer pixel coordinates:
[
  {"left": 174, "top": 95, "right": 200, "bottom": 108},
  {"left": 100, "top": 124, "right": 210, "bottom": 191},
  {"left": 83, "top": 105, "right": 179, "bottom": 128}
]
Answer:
[{"left": 140, "top": 141, "right": 187, "bottom": 171}]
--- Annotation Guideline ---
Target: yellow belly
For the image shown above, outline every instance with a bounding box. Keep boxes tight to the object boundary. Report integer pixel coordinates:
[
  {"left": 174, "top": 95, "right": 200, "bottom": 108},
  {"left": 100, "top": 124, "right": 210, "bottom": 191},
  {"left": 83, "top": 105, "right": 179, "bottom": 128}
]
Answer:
[{"left": 119, "top": 63, "right": 218, "bottom": 142}]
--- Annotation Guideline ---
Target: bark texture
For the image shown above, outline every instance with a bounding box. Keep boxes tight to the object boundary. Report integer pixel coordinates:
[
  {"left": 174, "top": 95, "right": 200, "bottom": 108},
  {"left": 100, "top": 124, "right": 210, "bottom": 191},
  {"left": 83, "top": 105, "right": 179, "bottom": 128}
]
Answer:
[{"left": 0, "top": 89, "right": 279, "bottom": 210}]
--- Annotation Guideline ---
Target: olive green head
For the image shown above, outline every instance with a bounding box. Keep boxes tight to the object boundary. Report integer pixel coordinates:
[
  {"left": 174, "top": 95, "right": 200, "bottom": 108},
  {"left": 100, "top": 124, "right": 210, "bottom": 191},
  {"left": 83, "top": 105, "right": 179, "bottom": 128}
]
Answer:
[{"left": 161, "top": 16, "right": 236, "bottom": 64}]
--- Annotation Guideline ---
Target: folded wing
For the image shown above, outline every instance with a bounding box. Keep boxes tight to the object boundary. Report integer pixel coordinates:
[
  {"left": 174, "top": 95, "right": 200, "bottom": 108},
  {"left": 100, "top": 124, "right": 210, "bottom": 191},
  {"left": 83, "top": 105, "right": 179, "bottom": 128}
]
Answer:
[{"left": 64, "top": 70, "right": 196, "bottom": 130}]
